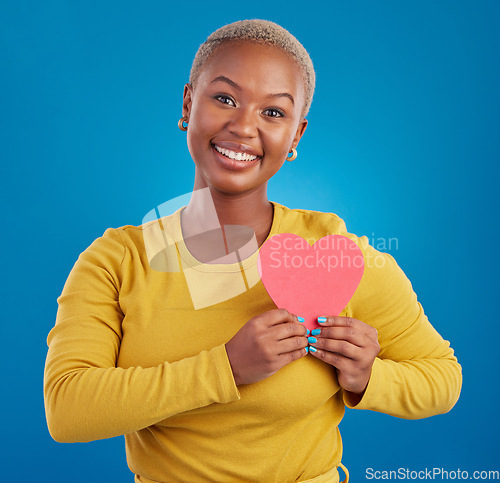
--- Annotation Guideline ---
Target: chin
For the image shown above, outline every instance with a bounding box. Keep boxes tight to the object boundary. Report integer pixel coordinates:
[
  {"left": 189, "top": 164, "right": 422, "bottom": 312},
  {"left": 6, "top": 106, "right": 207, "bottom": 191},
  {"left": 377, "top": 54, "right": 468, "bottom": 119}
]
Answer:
[{"left": 204, "top": 175, "right": 265, "bottom": 197}]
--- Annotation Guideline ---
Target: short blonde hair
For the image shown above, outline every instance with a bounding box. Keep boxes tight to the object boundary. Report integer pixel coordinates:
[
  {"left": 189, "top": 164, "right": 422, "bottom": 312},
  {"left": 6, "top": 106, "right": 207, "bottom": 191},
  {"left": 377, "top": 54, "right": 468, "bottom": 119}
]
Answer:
[{"left": 189, "top": 19, "right": 316, "bottom": 118}]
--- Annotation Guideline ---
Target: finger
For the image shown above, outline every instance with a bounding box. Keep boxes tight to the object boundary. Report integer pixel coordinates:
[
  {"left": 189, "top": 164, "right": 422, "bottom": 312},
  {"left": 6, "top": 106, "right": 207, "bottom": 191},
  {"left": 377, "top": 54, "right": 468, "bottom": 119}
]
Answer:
[
  {"left": 277, "top": 335, "right": 309, "bottom": 355},
  {"left": 318, "top": 316, "right": 378, "bottom": 338},
  {"left": 274, "top": 320, "right": 308, "bottom": 341},
  {"left": 265, "top": 309, "right": 308, "bottom": 328},
  {"left": 310, "top": 337, "right": 361, "bottom": 360},
  {"left": 308, "top": 346, "right": 355, "bottom": 370},
  {"left": 278, "top": 344, "right": 309, "bottom": 364},
  {"left": 314, "top": 326, "right": 372, "bottom": 349},
  {"left": 262, "top": 310, "right": 307, "bottom": 339},
  {"left": 263, "top": 309, "right": 297, "bottom": 327}
]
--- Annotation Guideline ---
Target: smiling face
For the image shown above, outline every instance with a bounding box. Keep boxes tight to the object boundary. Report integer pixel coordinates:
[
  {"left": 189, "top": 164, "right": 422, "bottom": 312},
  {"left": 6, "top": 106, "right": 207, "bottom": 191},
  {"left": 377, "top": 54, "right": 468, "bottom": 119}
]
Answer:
[{"left": 182, "top": 40, "right": 308, "bottom": 196}]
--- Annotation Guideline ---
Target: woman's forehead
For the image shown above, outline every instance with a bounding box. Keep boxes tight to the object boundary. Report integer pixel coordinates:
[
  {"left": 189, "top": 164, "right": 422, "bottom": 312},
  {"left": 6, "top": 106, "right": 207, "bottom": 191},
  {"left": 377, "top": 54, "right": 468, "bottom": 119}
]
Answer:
[
  {"left": 205, "top": 40, "right": 299, "bottom": 71},
  {"left": 197, "top": 41, "right": 306, "bottom": 96}
]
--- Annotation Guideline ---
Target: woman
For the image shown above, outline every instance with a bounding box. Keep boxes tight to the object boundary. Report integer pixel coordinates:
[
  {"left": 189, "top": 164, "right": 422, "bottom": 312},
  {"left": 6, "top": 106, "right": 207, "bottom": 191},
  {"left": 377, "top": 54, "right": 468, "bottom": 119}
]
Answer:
[{"left": 44, "top": 20, "right": 462, "bottom": 483}]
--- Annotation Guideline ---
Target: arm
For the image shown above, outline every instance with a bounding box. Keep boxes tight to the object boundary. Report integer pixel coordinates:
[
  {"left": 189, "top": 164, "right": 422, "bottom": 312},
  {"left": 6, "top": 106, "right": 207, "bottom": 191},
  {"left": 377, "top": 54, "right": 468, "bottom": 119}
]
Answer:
[
  {"left": 43, "top": 228, "right": 240, "bottom": 443},
  {"left": 344, "top": 240, "right": 462, "bottom": 418}
]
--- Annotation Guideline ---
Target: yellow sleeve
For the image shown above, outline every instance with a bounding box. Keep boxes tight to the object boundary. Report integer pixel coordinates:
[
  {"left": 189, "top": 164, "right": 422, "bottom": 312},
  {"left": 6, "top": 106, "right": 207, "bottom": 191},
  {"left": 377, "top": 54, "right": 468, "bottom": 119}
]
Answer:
[
  {"left": 343, "top": 239, "right": 462, "bottom": 419},
  {"left": 43, "top": 228, "right": 240, "bottom": 443}
]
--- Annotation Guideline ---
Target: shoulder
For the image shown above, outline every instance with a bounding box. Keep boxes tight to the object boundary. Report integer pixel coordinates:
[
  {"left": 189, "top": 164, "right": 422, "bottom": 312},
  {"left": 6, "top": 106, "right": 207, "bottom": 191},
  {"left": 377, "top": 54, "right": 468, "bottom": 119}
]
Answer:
[
  {"left": 96, "top": 209, "right": 179, "bottom": 252},
  {"left": 274, "top": 202, "right": 395, "bottom": 254},
  {"left": 273, "top": 202, "right": 348, "bottom": 237},
  {"left": 74, "top": 210, "right": 178, "bottom": 273},
  {"left": 274, "top": 203, "right": 383, "bottom": 260},
  {"left": 273, "top": 202, "right": 414, "bottom": 314}
]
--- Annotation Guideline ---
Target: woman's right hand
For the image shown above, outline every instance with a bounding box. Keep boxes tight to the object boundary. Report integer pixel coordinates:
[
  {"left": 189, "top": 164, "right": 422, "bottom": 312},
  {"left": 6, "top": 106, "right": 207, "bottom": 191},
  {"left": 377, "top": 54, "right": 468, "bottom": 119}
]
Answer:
[{"left": 225, "top": 309, "right": 309, "bottom": 385}]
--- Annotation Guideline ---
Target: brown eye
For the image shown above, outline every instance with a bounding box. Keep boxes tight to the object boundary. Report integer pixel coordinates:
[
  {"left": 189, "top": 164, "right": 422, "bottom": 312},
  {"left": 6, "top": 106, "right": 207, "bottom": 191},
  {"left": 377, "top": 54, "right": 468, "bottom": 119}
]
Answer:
[
  {"left": 215, "top": 95, "right": 236, "bottom": 107},
  {"left": 263, "top": 108, "right": 284, "bottom": 118}
]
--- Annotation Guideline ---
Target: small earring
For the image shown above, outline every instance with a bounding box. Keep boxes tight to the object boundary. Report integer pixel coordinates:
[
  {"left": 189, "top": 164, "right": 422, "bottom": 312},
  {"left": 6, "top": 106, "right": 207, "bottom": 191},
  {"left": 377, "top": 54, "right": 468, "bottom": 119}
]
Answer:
[
  {"left": 178, "top": 117, "right": 188, "bottom": 131},
  {"left": 286, "top": 147, "right": 297, "bottom": 162}
]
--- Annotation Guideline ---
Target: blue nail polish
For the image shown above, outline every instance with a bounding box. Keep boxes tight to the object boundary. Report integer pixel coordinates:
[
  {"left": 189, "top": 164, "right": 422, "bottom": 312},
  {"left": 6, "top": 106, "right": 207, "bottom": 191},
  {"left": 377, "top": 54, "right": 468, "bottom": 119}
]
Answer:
[
  {"left": 308, "top": 337, "right": 317, "bottom": 344},
  {"left": 297, "top": 316, "right": 305, "bottom": 323},
  {"left": 306, "top": 329, "right": 310, "bottom": 335},
  {"left": 311, "top": 328, "right": 321, "bottom": 336},
  {"left": 318, "top": 317, "right": 327, "bottom": 324},
  {"left": 309, "top": 346, "right": 317, "bottom": 353},
  {"left": 305, "top": 346, "right": 309, "bottom": 354}
]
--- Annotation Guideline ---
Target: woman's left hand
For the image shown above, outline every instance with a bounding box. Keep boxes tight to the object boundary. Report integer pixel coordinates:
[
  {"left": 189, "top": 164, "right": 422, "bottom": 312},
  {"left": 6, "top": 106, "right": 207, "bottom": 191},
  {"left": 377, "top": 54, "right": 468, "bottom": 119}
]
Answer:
[{"left": 308, "top": 316, "right": 380, "bottom": 401}]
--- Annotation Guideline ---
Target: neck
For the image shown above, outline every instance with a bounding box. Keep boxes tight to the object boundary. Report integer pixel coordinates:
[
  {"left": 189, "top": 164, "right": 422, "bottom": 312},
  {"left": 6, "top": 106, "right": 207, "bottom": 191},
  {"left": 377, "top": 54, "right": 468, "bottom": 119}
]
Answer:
[{"left": 182, "top": 184, "right": 274, "bottom": 248}]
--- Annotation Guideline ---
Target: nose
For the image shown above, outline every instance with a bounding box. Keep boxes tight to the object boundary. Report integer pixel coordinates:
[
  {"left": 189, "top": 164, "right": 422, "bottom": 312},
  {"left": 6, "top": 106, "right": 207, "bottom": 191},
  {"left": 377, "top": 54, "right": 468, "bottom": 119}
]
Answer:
[{"left": 227, "top": 107, "right": 258, "bottom": 139}]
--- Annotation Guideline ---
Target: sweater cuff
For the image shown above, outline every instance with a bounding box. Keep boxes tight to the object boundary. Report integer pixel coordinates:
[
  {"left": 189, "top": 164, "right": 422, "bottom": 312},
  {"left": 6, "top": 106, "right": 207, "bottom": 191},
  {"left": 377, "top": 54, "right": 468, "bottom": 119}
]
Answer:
[
  {"left": 210, "top": 343, "right": 241, "bottom": 403},
  {"left": 343, "top": 357, "right": 382, "bottom": 410}
]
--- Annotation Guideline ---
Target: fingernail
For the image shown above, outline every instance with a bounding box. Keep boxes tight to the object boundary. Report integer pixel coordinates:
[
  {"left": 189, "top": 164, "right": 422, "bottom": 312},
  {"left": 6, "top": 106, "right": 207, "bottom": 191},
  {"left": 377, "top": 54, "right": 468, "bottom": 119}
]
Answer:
[
  {"left": 317, "top": 317, "right": 327, "bottom": 324},
  {"left": 309, "top": 346, "right": 317, "bottom": 353},
  {"left": 305, "top": 346, "right": 309, "bottom": 354},
  {"left": 308, "top": 337, "right": 317, "bottom": 344},
  {"left": 306, "top": 329, "right": 310, "bottom": 335},
  {"left": 297, "top": 316, "right": 305, "bottom": 323},
  {"left": 311, "top": 328, "right": 321, "bottom": 336}
]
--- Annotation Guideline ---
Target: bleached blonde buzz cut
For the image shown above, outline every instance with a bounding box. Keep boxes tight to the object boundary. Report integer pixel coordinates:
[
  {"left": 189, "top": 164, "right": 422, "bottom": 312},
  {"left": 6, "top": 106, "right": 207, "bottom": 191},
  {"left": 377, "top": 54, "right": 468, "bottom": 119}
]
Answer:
[{"left": 189, "top": 19, "right": 316, "bottom": 118}]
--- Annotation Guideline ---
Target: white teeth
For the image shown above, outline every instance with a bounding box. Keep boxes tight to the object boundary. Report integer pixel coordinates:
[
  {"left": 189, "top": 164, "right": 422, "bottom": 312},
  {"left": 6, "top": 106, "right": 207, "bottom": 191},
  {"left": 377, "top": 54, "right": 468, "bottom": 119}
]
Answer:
[{"left": 214, "top": 145, "right": 258, "bottom": 162}]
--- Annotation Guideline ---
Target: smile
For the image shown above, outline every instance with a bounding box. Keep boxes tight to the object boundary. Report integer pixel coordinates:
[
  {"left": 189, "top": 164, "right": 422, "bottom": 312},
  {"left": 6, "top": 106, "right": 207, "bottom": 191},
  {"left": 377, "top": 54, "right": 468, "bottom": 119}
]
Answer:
[{"left": 213, "top": 144, "right": 259, "bottom": 162}]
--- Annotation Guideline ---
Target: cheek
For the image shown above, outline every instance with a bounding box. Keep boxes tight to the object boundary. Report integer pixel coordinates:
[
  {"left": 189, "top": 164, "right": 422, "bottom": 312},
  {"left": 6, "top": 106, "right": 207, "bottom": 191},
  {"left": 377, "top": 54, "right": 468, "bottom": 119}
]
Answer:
[
  {"left": 270, "top": 159, "right": 287, "bottom": 177},
  {"left": 187, "top": 107, "right": 205, "bottom": 138},
  {"left": 265, "top": 127, "right": 296, "bottom": 156},
  {"left": 188, "top": 99, "right": 223, "bottom": 135},
  {"left": 186, "top": 108, "right": 215, "bottom": 156},
  {"left": 261, "top": 136, "right": 288, "bottom": 171}
]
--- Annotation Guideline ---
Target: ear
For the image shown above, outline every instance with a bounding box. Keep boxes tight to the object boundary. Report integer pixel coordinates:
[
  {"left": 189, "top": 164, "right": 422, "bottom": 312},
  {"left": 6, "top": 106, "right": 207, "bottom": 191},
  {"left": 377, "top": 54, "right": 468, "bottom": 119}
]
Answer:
[
  {"left": 182, "top": 83, "right": 194, "bottom": 120},
  {"left": 291, "top": 118, "right": 308, "bottom": 150}
]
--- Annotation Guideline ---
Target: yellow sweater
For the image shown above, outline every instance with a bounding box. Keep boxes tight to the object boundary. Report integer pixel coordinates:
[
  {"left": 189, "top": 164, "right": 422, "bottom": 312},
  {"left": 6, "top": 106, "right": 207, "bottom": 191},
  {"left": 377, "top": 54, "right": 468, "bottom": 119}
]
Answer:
[{"left": 43, "top": 202, "right": 462, "bottom": 482}]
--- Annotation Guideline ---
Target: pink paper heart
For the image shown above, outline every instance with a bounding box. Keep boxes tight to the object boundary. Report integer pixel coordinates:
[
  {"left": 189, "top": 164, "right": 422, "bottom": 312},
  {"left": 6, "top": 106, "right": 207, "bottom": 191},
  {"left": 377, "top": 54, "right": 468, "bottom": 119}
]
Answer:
[{"left": 258, "top": 234, "right": 364, "bottom": 330}]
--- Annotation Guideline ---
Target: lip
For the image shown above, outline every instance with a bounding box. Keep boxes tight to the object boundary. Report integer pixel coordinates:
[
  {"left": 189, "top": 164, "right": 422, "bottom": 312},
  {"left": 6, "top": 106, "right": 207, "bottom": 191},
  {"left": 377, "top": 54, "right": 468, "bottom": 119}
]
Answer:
[
  {"left": 211, "top": 143, "right": 262, "bottom": 171},
  {"left": 213, "top": 141, "right": 261, "bottom": 158}
]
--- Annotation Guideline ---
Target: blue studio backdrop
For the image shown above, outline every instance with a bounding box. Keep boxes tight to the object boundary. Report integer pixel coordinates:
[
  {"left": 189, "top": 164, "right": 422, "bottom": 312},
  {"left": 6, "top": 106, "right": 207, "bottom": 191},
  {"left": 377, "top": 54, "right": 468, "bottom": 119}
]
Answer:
[{"left": 1, "top": 1, "right": 499, "bottom": 481}]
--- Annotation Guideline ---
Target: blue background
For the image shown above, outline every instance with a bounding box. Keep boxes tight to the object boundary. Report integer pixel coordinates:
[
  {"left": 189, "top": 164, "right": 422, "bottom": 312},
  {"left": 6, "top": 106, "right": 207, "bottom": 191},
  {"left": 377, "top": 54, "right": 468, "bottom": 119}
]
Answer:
[{"left": 1, "top": 0, "right": 498, "bottom": 480}]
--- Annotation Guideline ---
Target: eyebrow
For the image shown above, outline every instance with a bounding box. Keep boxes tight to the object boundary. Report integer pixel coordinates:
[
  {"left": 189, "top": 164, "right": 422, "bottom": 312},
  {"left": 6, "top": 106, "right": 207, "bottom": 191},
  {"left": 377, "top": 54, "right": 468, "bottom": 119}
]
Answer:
[{"left": 210, "top": 76, "right": 295, "bottom": 105}]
